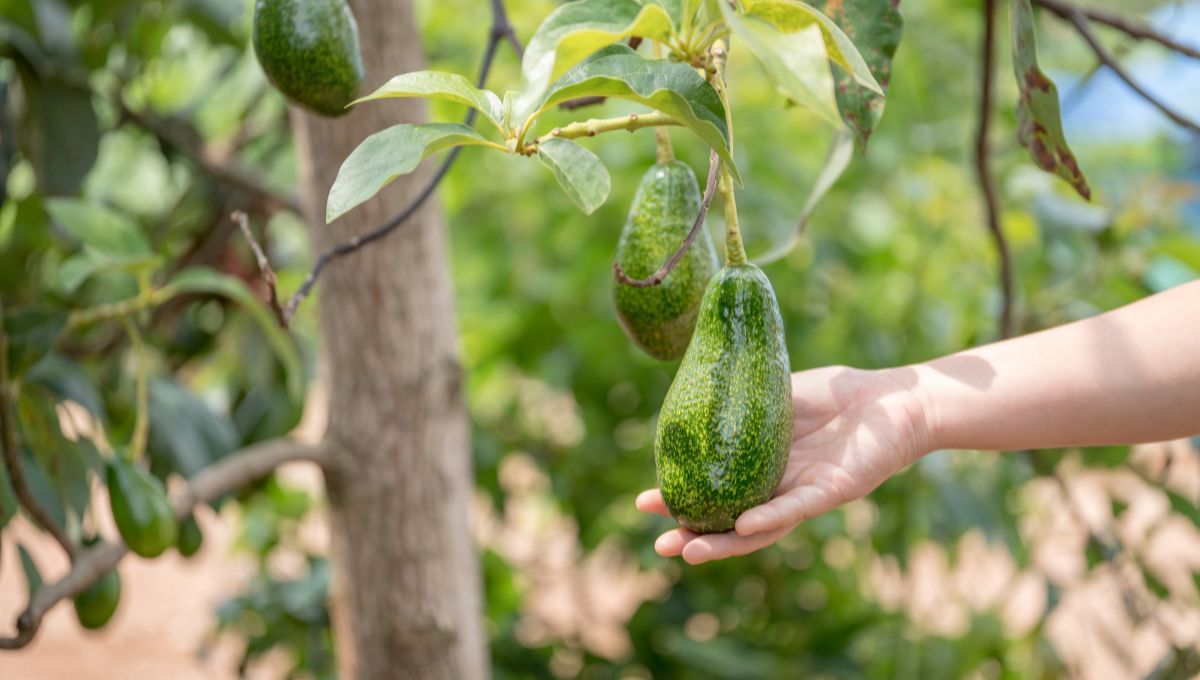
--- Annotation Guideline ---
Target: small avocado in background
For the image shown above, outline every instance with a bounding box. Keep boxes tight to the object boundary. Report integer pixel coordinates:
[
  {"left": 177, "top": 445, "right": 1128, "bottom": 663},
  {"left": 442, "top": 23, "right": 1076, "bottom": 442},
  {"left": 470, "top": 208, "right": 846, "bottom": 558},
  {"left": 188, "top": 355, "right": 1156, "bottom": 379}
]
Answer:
[
  {"left": 73, "top": 537, "right": 122, "bottom": 630},
  {"left": 107, "top": 457, "right": 177, "bottom": 558},
  {"left": 654, "top": 264, "right": 793, "bottom": 533},
  {"left": 614, "top": 161, "right": 718, "bottom": 360},
  {"left": 177, "top": 512, "right": 203, "bottom": 558},
  {"left": 252, "top": 0, "right": 365, "bottom": 117}
]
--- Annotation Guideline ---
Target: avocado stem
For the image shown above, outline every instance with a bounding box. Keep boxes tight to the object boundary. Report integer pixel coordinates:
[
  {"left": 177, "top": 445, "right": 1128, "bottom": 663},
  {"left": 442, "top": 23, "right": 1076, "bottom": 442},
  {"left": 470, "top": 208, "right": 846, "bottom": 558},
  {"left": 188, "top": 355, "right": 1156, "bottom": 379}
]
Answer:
[
  {"left": 719, "top": 167, "right": 747, "bottom": 266},
  {"left": 121, "top": 317, "right": 150, "bottom": 463},
  {"left": 531, "top": 111, "right": 680, "bottom": 149},
  {"left": 655, "top": 126, "right": 675, "bottom": 163}
]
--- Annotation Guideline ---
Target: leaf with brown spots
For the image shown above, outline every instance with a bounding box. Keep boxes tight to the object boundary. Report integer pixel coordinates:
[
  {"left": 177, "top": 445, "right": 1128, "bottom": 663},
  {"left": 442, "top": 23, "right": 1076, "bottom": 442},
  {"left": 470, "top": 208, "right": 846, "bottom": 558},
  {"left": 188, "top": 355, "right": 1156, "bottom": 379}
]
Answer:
[
  {"left": 1011, "top": 0, "right": 1091, "bottom": 200},
  {"left": 808, "top": 0, "right": 903, "bottom": 151}
]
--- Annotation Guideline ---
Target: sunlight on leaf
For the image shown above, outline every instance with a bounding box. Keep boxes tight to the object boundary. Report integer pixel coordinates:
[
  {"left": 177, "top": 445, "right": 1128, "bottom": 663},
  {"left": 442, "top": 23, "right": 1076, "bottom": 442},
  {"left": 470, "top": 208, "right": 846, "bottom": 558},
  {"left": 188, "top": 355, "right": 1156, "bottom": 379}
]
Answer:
[
  {"left": 520, "top": 0, "right": 676, "bottom": 111},
  {"left": 326, "top": 123, "right": 496, "bottom": 222},
  {"left": 534, "top": 45, "right": 739, "bottom": 184},
  {"left": 355, "top": 71, "right": 506, "bottom": 132}
]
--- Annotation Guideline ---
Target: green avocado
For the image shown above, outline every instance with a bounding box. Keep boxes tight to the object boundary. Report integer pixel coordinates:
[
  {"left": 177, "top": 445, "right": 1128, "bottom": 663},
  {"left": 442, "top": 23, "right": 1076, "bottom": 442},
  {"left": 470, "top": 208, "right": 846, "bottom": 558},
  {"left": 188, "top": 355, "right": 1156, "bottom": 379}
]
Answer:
[
  {"left": 73, "top": 566, "right": 121, "bottom": 630},
  {"left": 177, "top": 512, "right": 203, "bottom": 558},
  {"left": 252, "top": 0, "right": 365, "bottom": 117},
  {"left": 654, "top": 264, "right": 793, "bottom": 533},
  {"left": 614, "top": 161, "right": 718, "bottom": 361},
  {"left": 107, "top": 458, "right": 177, "bottom": 559}
]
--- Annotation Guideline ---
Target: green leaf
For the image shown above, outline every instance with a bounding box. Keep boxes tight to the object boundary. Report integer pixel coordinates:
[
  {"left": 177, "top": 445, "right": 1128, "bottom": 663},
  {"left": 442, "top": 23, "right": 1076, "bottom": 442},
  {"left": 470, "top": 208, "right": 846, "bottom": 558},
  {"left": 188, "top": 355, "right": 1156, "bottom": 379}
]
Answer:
[
  {"left": 18, "top": 387, "right": 96, "bottom": 525},
  {"left": 18, "top": 449, "right": 67, "bottom": 531},
  {"left": 1140, "top": 561, "right": 1170, "bottom": 600},
  {"left": 1010, "top": 0, "right": 1091, "bottom": 200},
  {"left": 26, "top": 353, "right": 105, "bottom": 423},
  {"left": 520, "top": 0, "right": 675, "bottom": 106},
  {"left": 719, "top": 4, "right": 841, "bottom": 127},
  {"left": 325, "top": 123, "right": 495, "bottom": 223},
  {"left": 1166, "top": 489, "right": 1200, "bottom": 527},
  {"left": 740, "top": 0, "right": 884, "bottom": 95},
  {"left": 18, "top": 78, "right": 100, "bottom": 197},
  {"left": 808, "top": 0, "right": 903, "bottom": 150},
  {"left": 355, "top": 71, "right": 505, "bottom": 132},
  {"left": 752, "top": 127, "right": 854, "bottom": 264},
  {"left": 3, "top": 307, "right": 67, "bottom": 377},
  {"left": 0, "top": 460, "right": 17, "bottom": 529},
  {"left": 166, "top": 268, "right": 304, "bottom": 399},
  {"left": 536, "top": 138, "right": 612, "bottom": 214},
  {"left": 147, "top": 377, "right": 239, "bottom": 479},
  {"left": 44, "top": 198, "right": 152, "bottom": 258},
  {"left": 18, "top": 543, "right": 43, "bottom": 594},
  {"left": 534, "top": 45, "right": 738, "bottom": 184}
]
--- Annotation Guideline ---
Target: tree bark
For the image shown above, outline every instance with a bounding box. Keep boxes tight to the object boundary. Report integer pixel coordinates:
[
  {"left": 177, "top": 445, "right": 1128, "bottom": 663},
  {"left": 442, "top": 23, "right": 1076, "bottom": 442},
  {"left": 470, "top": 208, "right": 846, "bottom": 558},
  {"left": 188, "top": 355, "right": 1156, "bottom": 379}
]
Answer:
[{"left": 289, "top": 0, "right": 485, "bottom": 677}]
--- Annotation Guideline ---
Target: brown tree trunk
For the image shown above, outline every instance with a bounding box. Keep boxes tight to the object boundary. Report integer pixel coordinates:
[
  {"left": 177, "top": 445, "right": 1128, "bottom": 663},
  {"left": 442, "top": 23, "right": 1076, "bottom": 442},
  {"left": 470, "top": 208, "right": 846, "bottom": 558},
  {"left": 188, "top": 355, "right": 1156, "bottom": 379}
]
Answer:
[{"left": 289, "top": 0, "right": 485, "bottom": 677}]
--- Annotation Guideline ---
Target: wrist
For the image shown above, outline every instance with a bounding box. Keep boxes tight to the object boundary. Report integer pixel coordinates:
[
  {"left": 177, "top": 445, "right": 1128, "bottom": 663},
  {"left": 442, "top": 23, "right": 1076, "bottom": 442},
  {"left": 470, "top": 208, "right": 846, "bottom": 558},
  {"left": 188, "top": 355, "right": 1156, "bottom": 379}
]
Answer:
[{"left": 878, "top": 364, "right": 942, "bottom": 463}]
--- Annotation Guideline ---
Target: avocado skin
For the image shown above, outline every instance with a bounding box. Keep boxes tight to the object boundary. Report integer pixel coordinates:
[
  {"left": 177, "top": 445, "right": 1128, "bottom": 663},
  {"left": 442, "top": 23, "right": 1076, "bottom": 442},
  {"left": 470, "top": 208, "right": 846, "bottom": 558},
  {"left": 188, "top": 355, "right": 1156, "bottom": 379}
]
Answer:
[
  {"left": 614, "top": 161, "right": 718, "bottom": 361},
  {"left": 177, "top": 512, "right": 203, "bottom": 558},
  {"left": 252, "top": 0, "right": 365, "bottom": 117},
  {"left": 73, "top": 568, "right": 121, "bottom": 630},
  {"left": 107, "top": 458, "right": 177, "bottom": 559},
  {"left": 654, "top": 264, "right": 793, "bottom": 533}
]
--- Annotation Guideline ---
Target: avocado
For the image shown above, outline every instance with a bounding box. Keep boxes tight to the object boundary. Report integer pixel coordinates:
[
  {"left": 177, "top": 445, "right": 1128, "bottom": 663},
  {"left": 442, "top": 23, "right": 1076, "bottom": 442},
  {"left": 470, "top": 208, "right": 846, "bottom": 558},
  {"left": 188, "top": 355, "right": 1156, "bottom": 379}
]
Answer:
[
  {"left": 252, "top": 0, "right": 365, "bottom": 117},
  {"left": 73, "top": 567, "right": 121, "bottom": 630},
  {"left": 654, "top": 264, "right": 793, "bottom": 533},
  {"left": 614, "top": 161, "right": 718, "bottom": 360},
  {"left": 177, "top": 512, "right": 203, "bottom": 558},
  {"left": 107, "top": 458, "right": 177, "bottom": 559}
]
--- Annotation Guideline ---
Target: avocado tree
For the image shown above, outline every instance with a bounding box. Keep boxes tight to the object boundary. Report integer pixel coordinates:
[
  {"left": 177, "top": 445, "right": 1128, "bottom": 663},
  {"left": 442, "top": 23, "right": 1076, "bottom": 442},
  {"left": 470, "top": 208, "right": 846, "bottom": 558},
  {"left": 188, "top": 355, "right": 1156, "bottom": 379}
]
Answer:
[{"left": 2, "top": 0, "right": 1199, "bottom": 677}]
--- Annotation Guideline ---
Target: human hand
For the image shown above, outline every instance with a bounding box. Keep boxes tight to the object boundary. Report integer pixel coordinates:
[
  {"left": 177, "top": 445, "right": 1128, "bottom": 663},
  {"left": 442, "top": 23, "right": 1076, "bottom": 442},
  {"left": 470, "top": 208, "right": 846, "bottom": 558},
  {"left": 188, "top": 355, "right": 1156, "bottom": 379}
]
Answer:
[{"left": 636, "top": 365, "right": 932, "bottom": 564}]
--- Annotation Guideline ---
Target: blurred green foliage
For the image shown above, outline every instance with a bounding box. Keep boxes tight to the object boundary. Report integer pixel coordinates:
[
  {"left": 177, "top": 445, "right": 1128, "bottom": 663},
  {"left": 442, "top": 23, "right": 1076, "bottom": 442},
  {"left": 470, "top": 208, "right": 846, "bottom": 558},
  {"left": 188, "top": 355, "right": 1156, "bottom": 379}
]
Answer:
[{"left": 2, "top": 0, "right": 1198, "bottom": 677}]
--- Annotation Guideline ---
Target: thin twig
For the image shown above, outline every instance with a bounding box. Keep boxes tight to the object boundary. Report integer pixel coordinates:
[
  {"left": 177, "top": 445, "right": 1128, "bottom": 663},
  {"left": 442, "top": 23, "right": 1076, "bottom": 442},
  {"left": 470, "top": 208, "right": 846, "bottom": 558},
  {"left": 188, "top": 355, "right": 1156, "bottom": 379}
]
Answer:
[
  {"left": 0, "top": 302, "right": 76, "bottom": 559},
  {"left": 232, "top": 211, "right": 285, "bottom": 326},
  {"left": 270, "top": 0, "right": 524, "bottom": 327},
  {"left": 1034, "top": 0, "right": 1200, "bottom": 60},
  {"left": 975, "top": 0, "right": 1015, "bottom": 339},
  {"left": 1055, "top": 7, "right": 1200, "bottom": 134},
  {"left": 614, "top": 150, "right": 719, "bottom": 287},
  {"left": 0, "top": 438, "right": 324, "bottom": 650}
]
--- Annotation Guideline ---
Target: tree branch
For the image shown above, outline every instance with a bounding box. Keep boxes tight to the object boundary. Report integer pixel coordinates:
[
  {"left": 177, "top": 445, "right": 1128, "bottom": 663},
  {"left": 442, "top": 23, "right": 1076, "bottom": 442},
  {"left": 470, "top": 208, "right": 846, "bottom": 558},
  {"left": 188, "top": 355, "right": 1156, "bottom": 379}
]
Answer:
[
  {"left": 1051, "top": 6, "right": 1200, "bottom": 134},
  {"left": 242, "top": 0, "right": 524, "bottom": 327},
  {"left": 0, "top": 437, "right": 324, "bottom": 650},
  {"left": 1033, "top": 0, "right": 1200, "bottom": 61},
  {"left": 0, "top": 302, "right": 76, "bottom": 559},
  {"left": 232, "top": 211, "right": 286, "bottom": 326},
  {"left": 975, "top": 0, "right": 1015, "bottom": 339},
  {"left": 614, "top": 150, "right": 719, "bottom": 287}
]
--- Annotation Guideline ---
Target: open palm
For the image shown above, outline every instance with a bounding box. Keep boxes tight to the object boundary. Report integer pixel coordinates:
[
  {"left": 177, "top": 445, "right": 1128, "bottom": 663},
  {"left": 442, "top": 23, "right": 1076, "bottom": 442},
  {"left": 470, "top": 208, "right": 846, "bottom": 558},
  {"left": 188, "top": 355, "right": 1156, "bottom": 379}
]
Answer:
[{"left": 636, "top": 365, "right": 931, "bottom": 564}]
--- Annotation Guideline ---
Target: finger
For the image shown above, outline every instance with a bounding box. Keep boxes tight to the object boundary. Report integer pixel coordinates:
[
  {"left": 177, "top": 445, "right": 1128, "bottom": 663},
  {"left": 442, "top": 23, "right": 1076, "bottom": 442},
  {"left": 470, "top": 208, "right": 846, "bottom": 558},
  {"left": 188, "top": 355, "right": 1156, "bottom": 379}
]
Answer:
[
  {"left": 635, "top": 489, "right": 671, "bottom": 518},
  {"left": 681, "top": 525, "right": 792, "bottom": 565},
  {"left": 734, "top": 484, "right": 837, "bottom": 537},
  {"left": 655, "top": 528, "right": 699, "bottom": 557}
]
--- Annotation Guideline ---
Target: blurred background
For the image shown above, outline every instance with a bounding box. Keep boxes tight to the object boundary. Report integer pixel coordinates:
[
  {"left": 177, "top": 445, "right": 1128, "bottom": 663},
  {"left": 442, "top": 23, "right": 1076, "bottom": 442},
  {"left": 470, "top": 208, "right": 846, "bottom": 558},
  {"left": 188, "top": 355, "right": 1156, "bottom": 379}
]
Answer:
[{"left": 1, "top": 0, "right": 1199, "bottom": 677}]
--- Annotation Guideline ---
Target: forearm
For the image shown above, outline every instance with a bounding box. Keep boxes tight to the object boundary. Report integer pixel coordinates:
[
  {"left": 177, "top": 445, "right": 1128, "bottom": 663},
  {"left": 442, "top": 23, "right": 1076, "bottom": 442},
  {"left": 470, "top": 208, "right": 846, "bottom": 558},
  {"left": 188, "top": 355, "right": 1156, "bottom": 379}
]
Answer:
[{"left": 899, "top": 280, "right": 1200, "bottom": 452}]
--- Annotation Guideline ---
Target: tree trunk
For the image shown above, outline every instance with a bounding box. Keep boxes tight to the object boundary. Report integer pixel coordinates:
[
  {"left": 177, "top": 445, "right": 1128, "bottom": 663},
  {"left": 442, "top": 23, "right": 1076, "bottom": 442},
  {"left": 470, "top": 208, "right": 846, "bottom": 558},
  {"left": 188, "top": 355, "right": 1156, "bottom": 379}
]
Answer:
[{"left": 289, "top": 0, "right": 485, "bottom": 677}]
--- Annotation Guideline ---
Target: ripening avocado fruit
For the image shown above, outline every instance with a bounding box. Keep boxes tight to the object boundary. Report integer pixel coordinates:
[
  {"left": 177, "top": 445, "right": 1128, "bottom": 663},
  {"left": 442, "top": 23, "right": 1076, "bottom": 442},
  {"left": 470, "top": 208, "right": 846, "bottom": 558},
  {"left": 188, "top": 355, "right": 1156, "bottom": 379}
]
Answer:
[
  {"left": 654, "top": 264, "right": 793, "bottom": 533},
  {"left": 107, "top": 457, "right": 177, "bottom": 558},
  {"left": 177, "top": 512, "right": 203, "bottom": 558},
  {"left": 73, "top": 567, "right": 121, "bottom": 630},
  {"left": 252, "top": 0, "right": 365, "bottom": 117},
  {"left": 613, "top": 161, "right": 718, "bottom": 360}
]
